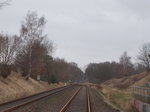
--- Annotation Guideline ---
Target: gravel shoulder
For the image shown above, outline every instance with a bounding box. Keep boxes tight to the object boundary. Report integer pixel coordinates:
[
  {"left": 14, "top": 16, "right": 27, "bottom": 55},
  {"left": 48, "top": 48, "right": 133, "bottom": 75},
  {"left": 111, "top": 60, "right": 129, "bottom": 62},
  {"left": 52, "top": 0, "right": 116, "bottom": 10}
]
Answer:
[{"left": 89, "top": 87, "right": 117, "bottom": 112}]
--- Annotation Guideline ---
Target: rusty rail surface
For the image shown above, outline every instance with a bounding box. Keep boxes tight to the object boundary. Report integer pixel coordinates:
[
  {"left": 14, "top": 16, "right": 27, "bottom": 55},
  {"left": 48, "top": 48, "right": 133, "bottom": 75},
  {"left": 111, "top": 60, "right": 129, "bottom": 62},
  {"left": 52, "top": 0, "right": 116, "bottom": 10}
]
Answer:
[
  {"left": 59, "top": 87, "right": 82, "bottom": 112},
  {"left": 87, "top": 87, "right": 92, "bottom": 112},
  {"left": 59, "top": 86, "right": 92, "bottom": 112},
  {"left": 0, "top": 85, "right": 74, "bottom": 112}
]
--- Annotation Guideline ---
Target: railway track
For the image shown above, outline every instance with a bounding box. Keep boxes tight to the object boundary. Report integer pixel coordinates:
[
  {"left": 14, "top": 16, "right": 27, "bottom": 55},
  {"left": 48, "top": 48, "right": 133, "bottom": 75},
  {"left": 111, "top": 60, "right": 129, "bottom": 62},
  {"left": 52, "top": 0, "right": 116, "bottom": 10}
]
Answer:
[
  {"left": 0, "top": 84, "right": 76, "bottom": 112},
  {"left": 0, "top": 84, "right": 117, "bottom": 112},
  {"left": 59, "top": 86, "right": 92, "bottom": 112}
]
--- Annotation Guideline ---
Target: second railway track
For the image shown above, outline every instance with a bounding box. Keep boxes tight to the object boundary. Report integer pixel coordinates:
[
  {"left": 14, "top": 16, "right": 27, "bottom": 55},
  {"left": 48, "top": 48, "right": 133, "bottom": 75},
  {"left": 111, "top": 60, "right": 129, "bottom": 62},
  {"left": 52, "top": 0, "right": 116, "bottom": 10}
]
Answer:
[{"left": 0, "top": 84, "right": 77, "bottom": 112}]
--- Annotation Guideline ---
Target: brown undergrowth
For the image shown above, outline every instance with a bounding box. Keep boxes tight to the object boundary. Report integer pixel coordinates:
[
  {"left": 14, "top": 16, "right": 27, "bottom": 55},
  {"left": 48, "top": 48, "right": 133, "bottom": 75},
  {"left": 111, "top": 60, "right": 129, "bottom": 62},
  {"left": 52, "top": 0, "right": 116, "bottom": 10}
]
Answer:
[{"left": 0, "top": 72, "right": 64, "bottom": 104}]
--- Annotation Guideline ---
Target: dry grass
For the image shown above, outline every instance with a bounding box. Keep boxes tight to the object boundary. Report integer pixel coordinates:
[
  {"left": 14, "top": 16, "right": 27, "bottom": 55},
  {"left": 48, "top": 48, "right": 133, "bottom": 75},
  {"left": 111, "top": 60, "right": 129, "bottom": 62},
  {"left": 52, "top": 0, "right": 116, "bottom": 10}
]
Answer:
[
  {"left": 101, "top": 87, "right": 133, "bottom": 112},
  {"left": 102, "top": 72, "right": 148, "bottom": 89},
  {"left": 100, "top": 72, "right": 150, "bottom": 112},
  {"left": 0, "top": 72, "right": 63, "bottom": 104}
]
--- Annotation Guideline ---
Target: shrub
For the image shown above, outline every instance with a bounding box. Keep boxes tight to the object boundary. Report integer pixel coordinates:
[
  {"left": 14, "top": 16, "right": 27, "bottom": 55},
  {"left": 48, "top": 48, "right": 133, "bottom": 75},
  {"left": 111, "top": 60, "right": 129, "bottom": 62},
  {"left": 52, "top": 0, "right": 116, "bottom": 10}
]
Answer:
[{"left": 0, "top": 64, "right": 11, "bottom": 78}]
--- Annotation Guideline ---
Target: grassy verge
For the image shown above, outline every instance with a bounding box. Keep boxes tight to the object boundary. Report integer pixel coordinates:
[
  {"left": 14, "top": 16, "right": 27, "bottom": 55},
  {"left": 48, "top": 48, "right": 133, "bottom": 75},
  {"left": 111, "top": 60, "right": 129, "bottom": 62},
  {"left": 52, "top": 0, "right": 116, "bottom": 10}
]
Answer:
[
  {"left": 0, "top": 72, "right": 64, "bottom": 104},
  {"left": 100, "top": 87, "right": 134, "bottom": 112}
]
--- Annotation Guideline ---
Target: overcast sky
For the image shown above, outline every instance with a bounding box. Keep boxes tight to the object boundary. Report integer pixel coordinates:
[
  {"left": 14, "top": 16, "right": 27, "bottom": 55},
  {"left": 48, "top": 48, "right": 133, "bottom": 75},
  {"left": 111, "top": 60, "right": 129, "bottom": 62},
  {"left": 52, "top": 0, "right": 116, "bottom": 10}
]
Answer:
[{"left": 0, "top": 0, "right": 150, "bottom": 68}]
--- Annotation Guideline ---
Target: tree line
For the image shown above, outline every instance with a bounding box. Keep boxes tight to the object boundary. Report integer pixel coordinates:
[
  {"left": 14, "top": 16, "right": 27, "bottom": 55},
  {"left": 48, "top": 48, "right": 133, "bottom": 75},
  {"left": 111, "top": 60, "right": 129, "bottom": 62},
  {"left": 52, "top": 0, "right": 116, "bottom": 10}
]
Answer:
[
  {"left": 1, "top": 1, "right": 150, "bottom": 84},
  {"left": 85, "top": 48, "right": 150, "bottom": 83},
  {"left": 0, "top": 11, "right": 83, "bottom": 83}
]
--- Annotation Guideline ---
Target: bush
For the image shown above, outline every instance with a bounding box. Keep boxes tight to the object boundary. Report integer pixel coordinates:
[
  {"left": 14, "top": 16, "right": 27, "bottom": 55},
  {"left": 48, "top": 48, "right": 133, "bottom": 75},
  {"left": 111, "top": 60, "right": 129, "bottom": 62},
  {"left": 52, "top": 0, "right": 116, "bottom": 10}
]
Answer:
[{"left": 0, "top": 64, "right": 11, "bottom": 78}]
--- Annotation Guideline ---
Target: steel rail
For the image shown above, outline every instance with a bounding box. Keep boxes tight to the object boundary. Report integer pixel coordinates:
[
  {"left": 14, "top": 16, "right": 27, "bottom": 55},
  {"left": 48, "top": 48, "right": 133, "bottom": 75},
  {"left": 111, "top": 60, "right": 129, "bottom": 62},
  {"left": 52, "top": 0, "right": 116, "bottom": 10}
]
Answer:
[
  {"left": 59, "top": 86, "right": 92, "bottom": 112},
  {"left": 0, "top": 85, "right": 69, "bottom": 106},
  {"left": 86, "top": 87, "right": 92, "bottom": 112},
  {"left": 0, "top": 85, "right": 75, "bottom": 112},
  {"left": 59, "top": 87, "right": 82, "bottom": 112}
]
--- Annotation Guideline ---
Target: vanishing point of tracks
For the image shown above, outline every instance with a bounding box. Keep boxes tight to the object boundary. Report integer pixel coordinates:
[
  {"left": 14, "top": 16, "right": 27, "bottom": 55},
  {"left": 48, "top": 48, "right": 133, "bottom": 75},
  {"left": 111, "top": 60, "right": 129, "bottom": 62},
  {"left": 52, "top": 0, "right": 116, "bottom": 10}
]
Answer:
[{"left": 0, "top": 84, "right": 117, "bottom": 112}]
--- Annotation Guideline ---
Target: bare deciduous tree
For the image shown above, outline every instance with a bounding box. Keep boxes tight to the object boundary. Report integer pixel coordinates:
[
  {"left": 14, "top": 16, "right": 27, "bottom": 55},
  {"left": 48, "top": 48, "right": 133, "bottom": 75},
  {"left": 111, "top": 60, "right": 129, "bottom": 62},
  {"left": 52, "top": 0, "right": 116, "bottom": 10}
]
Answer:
[
  {"left": 0, "top": 0, "right": 10, "bottom": 8},
  {"left": 137, "top": 43, "right": 150, "bottom": 72},
  {"left": 0, "top": 34, "right": 21, "bottom": 64},
  {"left": 19, "top": 11, "right": 53, "bottom": 80},
  {"left": 0, "top": 34, "right": 21, "bottom": 78},
  {"left": 119, "top": 51, "right": 133, "bottom": 76}
]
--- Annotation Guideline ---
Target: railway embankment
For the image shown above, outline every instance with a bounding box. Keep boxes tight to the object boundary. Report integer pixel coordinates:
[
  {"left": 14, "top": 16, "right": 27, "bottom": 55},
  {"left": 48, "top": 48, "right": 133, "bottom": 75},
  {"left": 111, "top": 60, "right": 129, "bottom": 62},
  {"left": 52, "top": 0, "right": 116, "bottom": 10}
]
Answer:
[
  {"left": 0, "top": 72, "right": 63, "bottom": 104},
  {"left": 99, "top": 72, "right": 150, "bottom": 112}
]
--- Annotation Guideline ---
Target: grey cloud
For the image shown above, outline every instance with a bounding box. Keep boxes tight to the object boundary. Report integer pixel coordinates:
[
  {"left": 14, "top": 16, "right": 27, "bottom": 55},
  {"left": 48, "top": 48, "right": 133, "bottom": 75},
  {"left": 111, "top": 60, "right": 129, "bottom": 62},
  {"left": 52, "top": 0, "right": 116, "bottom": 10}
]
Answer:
[
  {"left": 0, "top": 0, "right": 150, "bottom": 67},
  {"left": 117, "top": 0, "right": 150, "bottom": 19}
]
